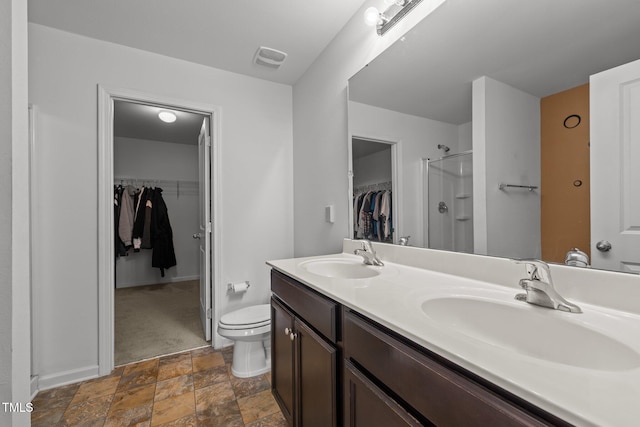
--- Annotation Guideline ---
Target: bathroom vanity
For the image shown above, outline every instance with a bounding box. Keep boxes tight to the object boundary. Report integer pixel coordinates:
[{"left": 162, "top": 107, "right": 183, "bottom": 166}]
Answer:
[{"left": 269, "top": 239, "right": 640, "bottom": 427}]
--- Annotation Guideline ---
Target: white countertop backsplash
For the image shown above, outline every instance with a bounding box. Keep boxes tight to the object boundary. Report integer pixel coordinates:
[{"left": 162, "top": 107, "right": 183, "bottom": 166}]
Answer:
[{"left": 267, "top": 239, "right": 640, "bottom": 427}]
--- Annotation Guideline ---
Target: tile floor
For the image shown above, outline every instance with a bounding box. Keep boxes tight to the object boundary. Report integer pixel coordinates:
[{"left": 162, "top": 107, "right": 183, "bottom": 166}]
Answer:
[{"left": 31, "top": 346, "right": 287, "bottom": 426}]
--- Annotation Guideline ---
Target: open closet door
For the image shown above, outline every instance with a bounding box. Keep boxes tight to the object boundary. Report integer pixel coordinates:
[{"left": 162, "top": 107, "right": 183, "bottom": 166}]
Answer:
[{"left": 197, "top": 117, "right": 212, "bottom": 341}]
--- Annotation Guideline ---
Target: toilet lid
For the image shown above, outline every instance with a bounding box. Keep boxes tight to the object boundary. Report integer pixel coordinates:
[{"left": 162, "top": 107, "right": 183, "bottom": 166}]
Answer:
[{"left": 219, "top": 304, "right": 270, "bottom": 327}]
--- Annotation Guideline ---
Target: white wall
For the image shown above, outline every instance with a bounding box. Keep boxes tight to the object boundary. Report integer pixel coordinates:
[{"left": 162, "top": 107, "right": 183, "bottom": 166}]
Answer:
[
  {"left": 114, "top": 137, "right": 199, "bottom": 287},
  {"left": 29, "top": 23, "right": 293, "bottom": 388},
  {"left": 292, "top": 0, "right": 449, "bottom": 256},
  {"left": 473, "top": 76, "right": 541, "bottom": 258},
  {"left": 2, "top": 0, "right": 31, "bottom": 425},
  {"left": 349, "top": 101, "right": 459, "bottom": 247},
  {"left": 353, "top": 147, "right": 391, "bottom": 188}
]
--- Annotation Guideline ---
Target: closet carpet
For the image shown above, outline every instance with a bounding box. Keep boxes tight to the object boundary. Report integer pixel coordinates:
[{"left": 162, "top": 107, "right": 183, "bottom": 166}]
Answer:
[{"left": 115, "top": 280, "right": 209, "bottom": 366}]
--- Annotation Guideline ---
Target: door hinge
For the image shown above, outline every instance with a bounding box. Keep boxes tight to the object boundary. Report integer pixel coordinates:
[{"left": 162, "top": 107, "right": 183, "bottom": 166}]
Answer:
[
  {"left": 206, "top": 222, "right": 212, "bottom": 233},
  {"left": 206, "top": 308, "right": 212, "bottom": 319}
]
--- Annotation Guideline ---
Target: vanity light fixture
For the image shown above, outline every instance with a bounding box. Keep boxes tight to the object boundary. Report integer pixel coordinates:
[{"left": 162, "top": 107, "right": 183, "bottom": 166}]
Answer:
[
  {"left": 158, "top": 110, "right": 177, "bottom": 123},
  {"left": 365, "top": 0, "right": 424, "bottom": 36}
]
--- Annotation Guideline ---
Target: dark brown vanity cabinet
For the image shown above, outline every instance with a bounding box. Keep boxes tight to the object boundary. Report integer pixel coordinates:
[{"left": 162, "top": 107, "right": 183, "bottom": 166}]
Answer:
[
  {"left": 343, "top": 309, "right": 570, "bottom": 427},
  {"left": 271, "top": 270, "right": 338, "bottom": 427}
]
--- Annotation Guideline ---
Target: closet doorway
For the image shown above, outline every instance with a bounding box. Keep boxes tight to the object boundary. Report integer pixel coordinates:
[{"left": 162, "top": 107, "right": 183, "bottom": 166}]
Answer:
[
  {"left": 98, "top": 87, "right": 221, "bottom": 374},
  {"left": 350, "top": 136, "right": 400, "bottom": 244}
]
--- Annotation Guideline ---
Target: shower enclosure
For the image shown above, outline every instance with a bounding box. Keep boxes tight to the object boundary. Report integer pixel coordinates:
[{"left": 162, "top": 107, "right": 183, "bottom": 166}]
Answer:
[{"left": 423, "top": 151, "right": 473, "bottom": 253}]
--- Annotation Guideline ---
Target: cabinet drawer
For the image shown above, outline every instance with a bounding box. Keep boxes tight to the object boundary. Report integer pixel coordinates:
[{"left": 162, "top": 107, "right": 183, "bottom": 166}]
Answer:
[
  {"left": 344, "top": 310, "right": 551, "bottom": 427},
  {"left": 271, "top": 270, "right": 338, "bottom": 342}
]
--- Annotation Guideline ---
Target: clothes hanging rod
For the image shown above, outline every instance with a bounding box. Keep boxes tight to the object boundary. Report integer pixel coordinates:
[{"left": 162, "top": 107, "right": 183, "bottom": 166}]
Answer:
[
  {"left": 114, "top": 176, "right": 197, "bottom": 185},
  {"left": 498, "top": 183, "right": 538, "bottom": 191}
]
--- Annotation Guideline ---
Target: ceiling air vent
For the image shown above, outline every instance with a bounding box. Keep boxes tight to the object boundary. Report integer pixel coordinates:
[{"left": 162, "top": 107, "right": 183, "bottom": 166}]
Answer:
[{"left": 253, "top": 46, "right": 288, "bottom": 69}]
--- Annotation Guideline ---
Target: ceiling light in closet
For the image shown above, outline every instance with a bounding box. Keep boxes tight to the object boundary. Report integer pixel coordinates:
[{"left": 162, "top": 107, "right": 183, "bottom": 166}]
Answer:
[{"left": 158, "top": 111, "right": 177, "bottom": 123}]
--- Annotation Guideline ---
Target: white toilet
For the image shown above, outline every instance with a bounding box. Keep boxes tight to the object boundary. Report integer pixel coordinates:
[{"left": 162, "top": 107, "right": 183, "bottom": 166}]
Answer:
[{"left": 217, "top": 304, "right": 271, "bottom": 378}]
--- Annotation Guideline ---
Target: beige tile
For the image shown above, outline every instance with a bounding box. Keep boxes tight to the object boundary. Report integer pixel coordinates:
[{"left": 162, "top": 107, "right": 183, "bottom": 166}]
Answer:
[
  {"left": 155, "top": 413, "right": 198, "bottom": 426},
  {"left": 190, "top": 346, "right": 218, "bottom": 358},
  {"left": 104, "top": 404, "right": 153, "bottom": 427},
  {"left": 193, "top": 364, "right": 229, "bottom": 390},
  {"left": 118, "top": 366, "right": 159, "bottom": 391},
  {"left": 150, "top": 391, "right": 195, "bottom": 426},
  {"left": 192, "top": 351, "right": 225, "bottom": 373},
  {"left": 123, "top": 359, "right": 159, "bottom": 375},
  {"left": 195, "top": 400, "right": 243, "bottom": 427},
  {"left": 230, "top": 373, "right": 271, "bottom": 399},
  {"left": 109, "top": 383, "right": 156, "bottom": 415},
  {"left": 246, "top": 410, "right": 288, "bottom": 427},
  {"left": 157, "top": 357, "right": 192, "bottom": 382},
  {"left": 31, "top": 406, "right": 66, "bottom": 427},
  {"left": 71, "top": 376, "right": 120, "bottom": 405},
  {"left": 158, "top": 351, "right": 191, "bottom": 367},
  {"left": 60, "top": 394, "right": 113, "bottom": 426},
  {"left": 154, "top": 374, "right": 193, "bottom": 402},
  {"left": 237, "top": 389, "right": 281, "bottom": 424},
  {"left": 195, "top": 380, "right": 236, "bottom": 412}
]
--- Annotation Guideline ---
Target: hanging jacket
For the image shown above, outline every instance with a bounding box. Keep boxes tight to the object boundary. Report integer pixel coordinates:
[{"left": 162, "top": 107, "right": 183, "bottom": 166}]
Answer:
[
  {"left": 150, "top": 188, "right": 177, "bottom": 277},
  {"left": 118, "top": 185, "right": 138, "bottom": 248}
]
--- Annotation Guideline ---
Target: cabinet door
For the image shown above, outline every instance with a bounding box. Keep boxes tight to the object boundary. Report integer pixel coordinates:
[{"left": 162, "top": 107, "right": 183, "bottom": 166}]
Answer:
[
  {"left": 344, "top": 361, "right": 423, "bottom": 427},
  {"left": 296, "top": 318, "right": 337, "bottom": 427},
  {"left": 271, "top": 297, "right": 295, "bottom": 425}
]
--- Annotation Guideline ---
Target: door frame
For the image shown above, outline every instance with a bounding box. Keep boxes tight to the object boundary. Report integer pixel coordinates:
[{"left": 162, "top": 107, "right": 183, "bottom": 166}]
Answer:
[
  {"left": 348, "top": 134, "right": 402, "bottom": 243},
  {"left": 97, "top": 85, "right": 222, "bottom": 375}
]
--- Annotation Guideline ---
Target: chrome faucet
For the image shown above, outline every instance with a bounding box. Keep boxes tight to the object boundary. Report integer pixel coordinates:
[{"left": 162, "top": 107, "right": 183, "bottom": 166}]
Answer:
[
  {"left": 512, "top": 259, "right": 582, "bottom": 313},
  {"left": 354, "top": 240, "right": 384, "bottom": 266}
]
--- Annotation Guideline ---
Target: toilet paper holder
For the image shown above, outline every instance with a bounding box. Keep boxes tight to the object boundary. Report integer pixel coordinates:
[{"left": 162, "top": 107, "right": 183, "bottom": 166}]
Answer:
[{"left": 227, "top": 281, "right": 251, "bottom": 293}]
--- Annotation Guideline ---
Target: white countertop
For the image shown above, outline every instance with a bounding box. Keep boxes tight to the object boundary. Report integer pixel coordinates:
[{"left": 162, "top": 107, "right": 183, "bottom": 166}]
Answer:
[{"left": 267, "top": 248, "right": 640, "bottom": 427}]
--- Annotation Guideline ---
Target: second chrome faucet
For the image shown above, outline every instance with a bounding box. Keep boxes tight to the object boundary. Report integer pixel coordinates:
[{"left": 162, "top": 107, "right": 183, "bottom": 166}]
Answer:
[{"left": 513, "top": 259, "right": 582, "bottom": 313}]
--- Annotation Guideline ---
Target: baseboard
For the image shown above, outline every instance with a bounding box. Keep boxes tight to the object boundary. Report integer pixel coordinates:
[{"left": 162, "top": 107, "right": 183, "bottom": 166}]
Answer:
[
  {"left": 35, "top": 365, "right": 100, "bottom": 393},
  {"left": 30, "top": 376, "right": 39, "bottom": 400},
  {"left": 116, "top": 275, "right": 200, "bottom": 289}
]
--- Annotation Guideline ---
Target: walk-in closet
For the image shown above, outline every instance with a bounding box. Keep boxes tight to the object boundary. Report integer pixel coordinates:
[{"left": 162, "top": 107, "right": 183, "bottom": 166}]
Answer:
[
  {"left": 352, "top": 137, "right": 394, "bottom": 243},
  {"left": 113, "top": 100, "right": 208, "bottom": 365}
]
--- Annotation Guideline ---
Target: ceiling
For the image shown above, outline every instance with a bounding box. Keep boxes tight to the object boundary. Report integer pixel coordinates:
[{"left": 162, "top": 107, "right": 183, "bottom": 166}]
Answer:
[
  {"left": 28, "top": 0, "right": 368, "bottom": 86},
  {"left": 114, "top": 101, "right": 206, "bottom": 144},
  {"left": 28, "top": 0, "right": 368, "bottom": 143},
  {"left": 349, "top": 0, "right": 640, "bottom": 124}
]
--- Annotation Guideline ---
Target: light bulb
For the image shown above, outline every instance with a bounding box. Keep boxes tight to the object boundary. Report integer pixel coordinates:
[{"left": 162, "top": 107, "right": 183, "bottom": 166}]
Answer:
[
  {"left": 158, "top": 111, "right": 177, "bottom": 123},
  {"left": 364, "top": 7, "right": 381, "bottom": 26}
]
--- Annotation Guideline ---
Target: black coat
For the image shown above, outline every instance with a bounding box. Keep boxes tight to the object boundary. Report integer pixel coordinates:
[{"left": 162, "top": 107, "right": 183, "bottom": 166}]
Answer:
[{"left": 150, "top": 188, "right": 177, "bottom": 276}]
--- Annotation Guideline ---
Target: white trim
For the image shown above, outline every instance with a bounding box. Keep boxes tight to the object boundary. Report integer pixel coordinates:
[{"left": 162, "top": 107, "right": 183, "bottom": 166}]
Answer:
[
  {"left": 348, "top": 134, "right": 403, "bottom": 244},
  {"left": 30, "top": 376, "right": 39, "bottom": 400},
  {"left": 97, "top": 86, "right": 222, "bottom": 376},
  {"left": 36, "top": 365, "right": 100, "bottom": 392}
]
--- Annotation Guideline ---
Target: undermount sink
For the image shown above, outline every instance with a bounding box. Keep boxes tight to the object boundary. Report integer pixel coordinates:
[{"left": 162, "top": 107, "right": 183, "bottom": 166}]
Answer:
[
  {"left": 301, "top": 258, "right": 381, "bottom": 279},
  {"left": 421, "top": 296, "right": 640, "bottom": 371}
]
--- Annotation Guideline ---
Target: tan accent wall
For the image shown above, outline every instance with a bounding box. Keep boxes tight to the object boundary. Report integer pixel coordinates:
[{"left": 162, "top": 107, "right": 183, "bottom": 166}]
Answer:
[{"left": 540, "top": 83, "right": 590, "bottom": 263}]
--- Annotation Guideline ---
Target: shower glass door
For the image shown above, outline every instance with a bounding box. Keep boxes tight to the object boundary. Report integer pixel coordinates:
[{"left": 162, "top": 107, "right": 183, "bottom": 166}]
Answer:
[{"left": 424, "top": 151, "right": 473, "bottom": 253}]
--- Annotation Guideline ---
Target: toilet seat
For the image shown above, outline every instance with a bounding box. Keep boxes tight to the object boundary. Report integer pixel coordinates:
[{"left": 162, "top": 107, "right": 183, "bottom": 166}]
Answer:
[{"left": 219, "top": 304, "right": 270, "bottom": 330}]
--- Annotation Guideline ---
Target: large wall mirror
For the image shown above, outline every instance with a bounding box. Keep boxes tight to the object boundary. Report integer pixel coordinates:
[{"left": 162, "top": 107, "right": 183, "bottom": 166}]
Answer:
[{"left": 348, "top": 0, "right": 640, "bottom": 273}]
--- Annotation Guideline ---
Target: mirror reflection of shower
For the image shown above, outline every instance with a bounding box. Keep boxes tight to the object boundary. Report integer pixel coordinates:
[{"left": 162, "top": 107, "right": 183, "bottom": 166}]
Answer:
[{"left": 424, "top": 151, "right": 473, "bottom": 253}]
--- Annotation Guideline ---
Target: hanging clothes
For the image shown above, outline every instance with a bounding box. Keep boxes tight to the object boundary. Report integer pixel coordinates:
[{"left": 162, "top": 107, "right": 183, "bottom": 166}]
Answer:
[
  {"left": 353, "top": 185, "right": 392, "bottom": 242},
  {"left": 150, "top": 187, "right": 177, "bottom": 277},
  {"left": 114, "top": 185, "right": 128, "bottom": 257},
  {"left": 118, "top": 185, "right": 138, "bottom": 249}
]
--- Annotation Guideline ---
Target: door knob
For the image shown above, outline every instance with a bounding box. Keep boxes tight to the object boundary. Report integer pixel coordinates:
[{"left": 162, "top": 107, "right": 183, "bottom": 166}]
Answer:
[
  {"left": 193, "top": 233, "right": 202, "bottom": 239},
  {"left": 284, "top": 327, "right": 291, "bottom": 335},
  {"left": 596, "top": 240, "right": 612, "bottom": 252}
]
